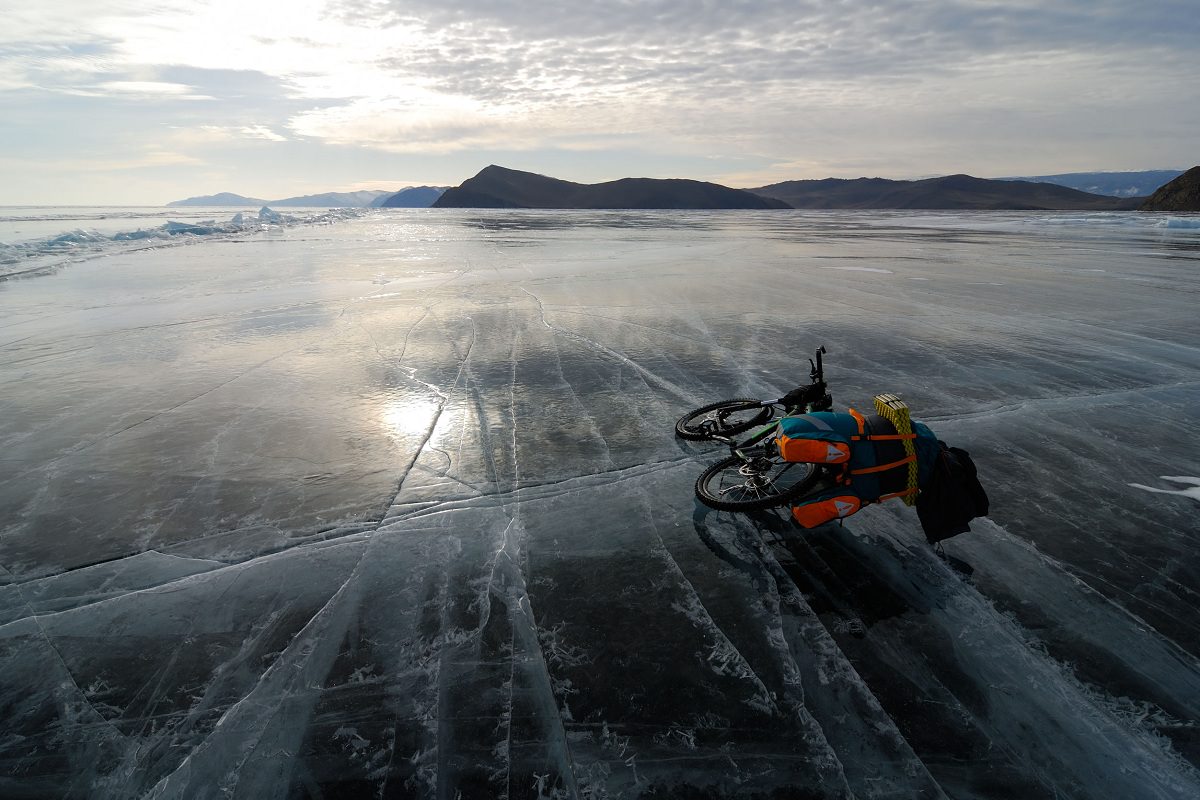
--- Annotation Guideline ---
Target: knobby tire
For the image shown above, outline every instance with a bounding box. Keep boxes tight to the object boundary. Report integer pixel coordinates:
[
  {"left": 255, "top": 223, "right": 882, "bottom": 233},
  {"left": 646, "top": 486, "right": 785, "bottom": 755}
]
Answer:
[{"left": 675, "top": 399, "right": 773, "bottom": 441}]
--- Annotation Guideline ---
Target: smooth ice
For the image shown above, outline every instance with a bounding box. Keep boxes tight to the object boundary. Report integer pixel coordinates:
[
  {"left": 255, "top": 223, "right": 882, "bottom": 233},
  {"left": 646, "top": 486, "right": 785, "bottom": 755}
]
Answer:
[{"left": 1, "top": 209, "right": 1198, "bottom": 799}]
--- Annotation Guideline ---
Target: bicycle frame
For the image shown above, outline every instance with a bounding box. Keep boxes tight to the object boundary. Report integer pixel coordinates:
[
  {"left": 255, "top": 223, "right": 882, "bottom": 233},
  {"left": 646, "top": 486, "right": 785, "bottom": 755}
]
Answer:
[{"left": 683, "top": 346, "right": 839, "bottom": 512}]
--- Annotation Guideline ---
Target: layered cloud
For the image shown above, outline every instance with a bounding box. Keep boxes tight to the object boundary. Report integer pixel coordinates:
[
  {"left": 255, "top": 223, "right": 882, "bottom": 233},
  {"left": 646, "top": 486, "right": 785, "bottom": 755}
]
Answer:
[{"left": 2, "top": 0, "right": 1198, "bottom": 201}]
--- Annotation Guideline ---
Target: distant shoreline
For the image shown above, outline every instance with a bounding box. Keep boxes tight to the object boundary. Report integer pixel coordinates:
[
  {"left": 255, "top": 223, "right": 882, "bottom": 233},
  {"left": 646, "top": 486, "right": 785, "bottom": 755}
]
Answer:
[{"left": 161, "top": 168, "right": 1185, "bottom": 211}]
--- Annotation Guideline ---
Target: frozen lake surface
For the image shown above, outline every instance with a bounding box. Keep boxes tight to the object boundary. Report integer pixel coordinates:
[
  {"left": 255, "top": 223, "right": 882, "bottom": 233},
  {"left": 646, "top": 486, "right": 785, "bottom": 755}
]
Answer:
[{"left": 1, "top": 208, "right": 1198, "bottom": 798}]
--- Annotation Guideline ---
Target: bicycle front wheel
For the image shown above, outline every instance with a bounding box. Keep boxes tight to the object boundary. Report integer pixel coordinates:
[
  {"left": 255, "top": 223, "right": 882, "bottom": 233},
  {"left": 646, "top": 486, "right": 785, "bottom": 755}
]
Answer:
[
  {"left": 695, "top": 454, "right": 821, "bottom": 512},
  {"left": 675, "top": 399, "right": 773, "bottom": 441}
]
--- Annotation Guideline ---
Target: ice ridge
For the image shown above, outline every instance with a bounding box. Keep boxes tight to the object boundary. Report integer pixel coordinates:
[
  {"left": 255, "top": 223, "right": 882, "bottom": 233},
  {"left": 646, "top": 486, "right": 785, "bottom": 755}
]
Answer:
[{"left": 0, "top": 206, "right": 371, "bottom": 280}]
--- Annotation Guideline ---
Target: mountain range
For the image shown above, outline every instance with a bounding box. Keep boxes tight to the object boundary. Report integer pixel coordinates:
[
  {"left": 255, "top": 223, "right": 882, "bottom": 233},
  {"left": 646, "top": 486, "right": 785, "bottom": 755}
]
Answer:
[
  {"left": 999, "top": 170, "right": 1184, "bottom": 198},
  {"left": 431, "top": 167, "right": 1149, "bottom": 211},
  {"left": 749, "top": 174, "right": 1143, "bottom": 210},
  {"left": 167, "top": 188, "right": 446, "bottom": 208}
]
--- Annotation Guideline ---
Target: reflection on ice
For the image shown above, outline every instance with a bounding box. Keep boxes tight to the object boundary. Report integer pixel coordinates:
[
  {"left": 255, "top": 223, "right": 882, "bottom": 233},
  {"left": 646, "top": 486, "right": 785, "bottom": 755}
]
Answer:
[{"left": 1, "top": 209, "right": 1199, "bottom": 797}]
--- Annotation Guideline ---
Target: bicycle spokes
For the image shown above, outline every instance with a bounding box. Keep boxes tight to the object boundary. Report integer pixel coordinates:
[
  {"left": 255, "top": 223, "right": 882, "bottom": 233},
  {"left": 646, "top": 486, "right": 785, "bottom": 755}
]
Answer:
[{"left": 719, "top": 458, "right": 798, "bottom": 499}]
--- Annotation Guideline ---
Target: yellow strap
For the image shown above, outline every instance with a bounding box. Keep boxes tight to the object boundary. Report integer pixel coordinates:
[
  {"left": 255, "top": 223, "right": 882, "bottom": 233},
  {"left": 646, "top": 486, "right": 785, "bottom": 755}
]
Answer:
[{"left": 873, "top": 394, "right": 919, "bottom": 505}]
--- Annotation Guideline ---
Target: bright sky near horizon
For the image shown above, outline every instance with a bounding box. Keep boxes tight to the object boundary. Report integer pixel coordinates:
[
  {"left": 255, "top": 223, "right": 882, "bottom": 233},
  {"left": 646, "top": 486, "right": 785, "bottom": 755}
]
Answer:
[{"left": 2, "top": 0, "right": 1197, "bottom": 205}]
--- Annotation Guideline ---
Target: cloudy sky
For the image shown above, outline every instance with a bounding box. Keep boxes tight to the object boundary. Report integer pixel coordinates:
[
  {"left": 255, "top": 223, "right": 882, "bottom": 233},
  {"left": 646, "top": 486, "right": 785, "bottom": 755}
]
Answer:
[{"left": 3, "top": 0, "right": 1197, "bottom": 204}]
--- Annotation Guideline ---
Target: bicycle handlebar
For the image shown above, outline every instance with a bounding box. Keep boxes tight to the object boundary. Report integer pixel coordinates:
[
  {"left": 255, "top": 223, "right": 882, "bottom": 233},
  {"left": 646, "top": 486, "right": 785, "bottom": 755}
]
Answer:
[
  {"left": 774, "top": 346, "right": 828, "bottom": 408},
  {"left": 811, "top": 345, "right": 827, "bottom": 384}
]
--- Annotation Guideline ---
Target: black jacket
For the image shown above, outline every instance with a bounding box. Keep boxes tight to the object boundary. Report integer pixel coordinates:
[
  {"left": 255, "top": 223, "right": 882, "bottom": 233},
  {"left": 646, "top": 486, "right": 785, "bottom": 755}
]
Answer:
[{"left": 917, "top": 443, "right": 989, "bottom": 544}]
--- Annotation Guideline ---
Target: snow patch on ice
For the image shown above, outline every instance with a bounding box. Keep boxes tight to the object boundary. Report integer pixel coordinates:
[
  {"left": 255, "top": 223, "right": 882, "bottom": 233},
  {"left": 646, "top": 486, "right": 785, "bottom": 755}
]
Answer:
[
  {"left": 1128, "top": 476, "right": 1200, "bottom": 501},
  {"left": 818, "top": 265, "right": 894, "bottom": 273},
  {"left": 1160, "top": 217, "right": 1200, "bottom": 229}
]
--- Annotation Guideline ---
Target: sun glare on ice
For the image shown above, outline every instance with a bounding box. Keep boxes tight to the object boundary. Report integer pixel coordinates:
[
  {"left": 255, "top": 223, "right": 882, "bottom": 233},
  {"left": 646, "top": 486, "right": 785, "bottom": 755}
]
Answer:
[{"left": 381, "top": 396, "right": 439, "bottom": 439}]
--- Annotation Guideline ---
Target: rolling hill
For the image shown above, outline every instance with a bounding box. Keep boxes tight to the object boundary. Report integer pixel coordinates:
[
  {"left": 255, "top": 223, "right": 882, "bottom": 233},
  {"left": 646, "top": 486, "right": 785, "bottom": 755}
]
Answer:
[
  {"left": 1138, "top": 166, "right": 1200, "bottom": 211},
  {"left": 748, "top": 174, "right": 1143, "bottom": 210}
]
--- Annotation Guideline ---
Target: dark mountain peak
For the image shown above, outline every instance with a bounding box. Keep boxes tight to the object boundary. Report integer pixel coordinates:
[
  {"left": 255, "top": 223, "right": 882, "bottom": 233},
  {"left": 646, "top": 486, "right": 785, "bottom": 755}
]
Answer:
[
  {"left": 434, "top": 166, "right": 788, "bottom": 209},
  {"left": 1139, "top": 166, "right": 1200, "bottom": 211},
  {"left": 478, "top": 164, "right": 551, "bottom": 178},
  {"left": 437, "top": 166, "right": 586, "bottom": 208},
  {"left": 473, "top": 165, "right": 580, "bottom": 188}
]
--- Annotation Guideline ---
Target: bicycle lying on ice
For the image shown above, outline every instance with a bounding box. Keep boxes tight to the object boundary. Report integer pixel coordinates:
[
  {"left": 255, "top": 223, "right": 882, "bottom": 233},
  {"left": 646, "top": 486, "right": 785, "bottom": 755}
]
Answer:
[{"left": 676, "top": 346, "right": 988, "bottom": 544}]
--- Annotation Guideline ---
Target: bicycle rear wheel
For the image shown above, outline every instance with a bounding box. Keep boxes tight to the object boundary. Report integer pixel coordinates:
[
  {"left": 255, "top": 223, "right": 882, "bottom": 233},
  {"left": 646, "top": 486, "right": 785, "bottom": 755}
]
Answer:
[
  {"left": 675, "top": 399, "right": 773, "bottom": 441},
  {"left": 695, "top": 454, "right": 821, "bottom": 511}
]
